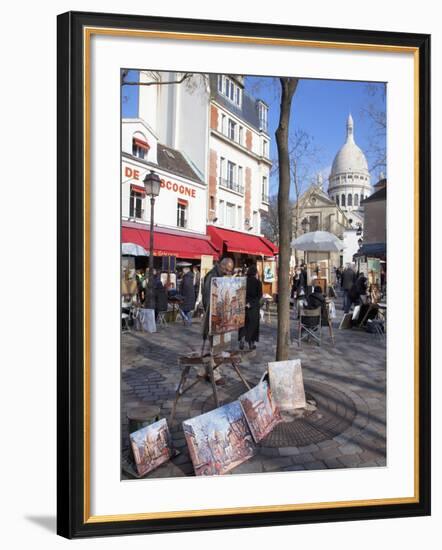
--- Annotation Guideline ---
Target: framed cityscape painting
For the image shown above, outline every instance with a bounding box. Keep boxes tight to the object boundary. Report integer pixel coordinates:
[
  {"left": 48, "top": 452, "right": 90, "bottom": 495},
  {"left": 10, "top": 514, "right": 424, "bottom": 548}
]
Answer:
[
  {"left": 209, "top": 277, "right": 246, "bottom": 335},
  {"left": 129, "top": 419, "right": 174, "bottom": 477},
  {"left": 57, "top": 10, "right": 430, "bottom": 539},
  {"left": 183, "top": 402, "right": 255, "bottom": 476},
  {"left": 238, "top": 381, "right": 282, "bottom": 443}
]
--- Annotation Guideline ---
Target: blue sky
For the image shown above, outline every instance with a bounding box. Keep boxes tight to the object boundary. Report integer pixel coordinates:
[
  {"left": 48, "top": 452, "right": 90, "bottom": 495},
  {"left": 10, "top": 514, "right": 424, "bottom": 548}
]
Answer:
[
  {"left": 122, "top": 71, "right": 386, "bottom": 197},
  {"left": 245, "top": 76, "right": 386, "bottom": 196}
]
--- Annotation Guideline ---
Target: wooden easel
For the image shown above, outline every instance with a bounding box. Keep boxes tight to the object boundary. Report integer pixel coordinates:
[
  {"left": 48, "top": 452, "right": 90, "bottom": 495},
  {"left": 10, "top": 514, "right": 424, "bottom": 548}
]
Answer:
[{"left": 169, "top": 336, "right": 251, "bottom": 424}]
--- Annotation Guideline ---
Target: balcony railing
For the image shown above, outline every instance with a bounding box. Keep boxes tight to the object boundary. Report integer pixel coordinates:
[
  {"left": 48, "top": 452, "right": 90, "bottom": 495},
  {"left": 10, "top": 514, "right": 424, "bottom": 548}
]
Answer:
[{"left": 219, "top": 177, "right": 244, "bottom": 195}]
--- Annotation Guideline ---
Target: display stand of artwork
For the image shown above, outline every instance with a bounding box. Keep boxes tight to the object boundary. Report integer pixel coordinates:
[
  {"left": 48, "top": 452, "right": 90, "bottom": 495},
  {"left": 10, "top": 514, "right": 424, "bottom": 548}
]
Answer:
[
  {"left": 238, "top": 380, "right": 282, "bottom": 442},
  {"left": 268, "top": 359, "right": 306, "bottom": 410},
  {"left": 183, "top": 401, "right": 255, "bottom": 476},
  {"left": 170, "top": 276, "right": 249, "bottom": 424},
  {"left": 169, "top": 346, "right": 251, "bottom": 424},
  {"left": 129, "top": 418, "right": 174, "bottom": 477}
]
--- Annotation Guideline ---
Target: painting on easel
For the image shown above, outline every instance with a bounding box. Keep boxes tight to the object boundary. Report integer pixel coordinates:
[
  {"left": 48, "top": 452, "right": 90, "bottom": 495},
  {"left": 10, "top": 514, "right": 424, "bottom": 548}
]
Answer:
[
  {"left": 209, "top": 277, "right": 246, "bottom": 335},
  {"left": 183, "top": 401, "right": 255, "bottom": 476}
]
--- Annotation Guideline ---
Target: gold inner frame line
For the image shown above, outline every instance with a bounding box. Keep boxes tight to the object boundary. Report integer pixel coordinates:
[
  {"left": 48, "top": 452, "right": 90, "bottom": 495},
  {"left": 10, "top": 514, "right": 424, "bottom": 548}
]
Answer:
[{"left": 82, "top": 26, "right": 420, "bottom": 524}]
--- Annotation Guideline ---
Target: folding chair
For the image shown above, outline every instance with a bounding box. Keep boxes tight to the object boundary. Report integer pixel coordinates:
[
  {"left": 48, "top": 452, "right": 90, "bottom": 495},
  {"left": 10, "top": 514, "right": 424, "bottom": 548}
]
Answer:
[
  {"left": 156, "top": 310, "right": 168, "bottom": 328},
  {"left": 297, "top": 306, "right": 322, "bottom": 346}
]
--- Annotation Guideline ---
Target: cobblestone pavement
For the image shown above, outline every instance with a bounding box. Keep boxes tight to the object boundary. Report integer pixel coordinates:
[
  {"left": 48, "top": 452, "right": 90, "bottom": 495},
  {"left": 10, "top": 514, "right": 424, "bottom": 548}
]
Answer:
[{"left": 121, "top": 300, "right": 386, "bottom": 479}]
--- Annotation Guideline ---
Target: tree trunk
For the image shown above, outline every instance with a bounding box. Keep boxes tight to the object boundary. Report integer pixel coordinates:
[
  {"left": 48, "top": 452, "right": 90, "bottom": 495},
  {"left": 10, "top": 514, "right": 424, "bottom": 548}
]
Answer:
[{"left": 275, "top": 77, "right": 298, "bottom": 361}]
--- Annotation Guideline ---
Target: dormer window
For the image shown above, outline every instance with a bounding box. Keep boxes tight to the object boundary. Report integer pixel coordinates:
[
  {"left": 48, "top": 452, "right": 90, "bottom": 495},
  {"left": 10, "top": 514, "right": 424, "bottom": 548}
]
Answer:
[
  {"left": 258, "top": 101, "right": 268, "bottom": 132},
  {"left": 217, "top": 75, "right": 243, "bottom": 108},
  {"left": 132, "top": 133, "right": 149, "bottom": 159}
]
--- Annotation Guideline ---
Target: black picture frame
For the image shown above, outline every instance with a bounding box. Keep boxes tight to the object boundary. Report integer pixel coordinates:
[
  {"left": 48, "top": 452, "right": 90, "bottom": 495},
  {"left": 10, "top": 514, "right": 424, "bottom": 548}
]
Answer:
[{"left": 57, "top": 10, "right": 431, "bottom": 539}]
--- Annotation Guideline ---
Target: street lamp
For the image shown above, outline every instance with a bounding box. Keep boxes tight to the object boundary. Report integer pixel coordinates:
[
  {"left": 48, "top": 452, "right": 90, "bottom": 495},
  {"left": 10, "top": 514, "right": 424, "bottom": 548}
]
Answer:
[{"left": 143, "top": 170, "right": 161, "bottom": 309}]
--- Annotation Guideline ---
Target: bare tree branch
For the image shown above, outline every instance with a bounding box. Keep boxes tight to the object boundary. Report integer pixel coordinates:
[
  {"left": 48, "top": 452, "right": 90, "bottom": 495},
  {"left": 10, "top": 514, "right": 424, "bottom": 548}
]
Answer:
[
  {"left": 122, "top": 72, "right": 193, "bottom": 87},
  {"left": 361, "top": 83, "right": 387, "bottom": 175}
]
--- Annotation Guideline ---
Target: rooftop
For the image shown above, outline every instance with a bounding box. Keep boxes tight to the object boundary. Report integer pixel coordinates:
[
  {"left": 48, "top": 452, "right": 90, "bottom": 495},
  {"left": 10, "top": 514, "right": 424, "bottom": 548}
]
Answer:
[
  {"left": 209, "top": 74, "right": 268, "bottom": 134},
  {"left": 157, "top": 143, "right": 204, "bottom": 184}
]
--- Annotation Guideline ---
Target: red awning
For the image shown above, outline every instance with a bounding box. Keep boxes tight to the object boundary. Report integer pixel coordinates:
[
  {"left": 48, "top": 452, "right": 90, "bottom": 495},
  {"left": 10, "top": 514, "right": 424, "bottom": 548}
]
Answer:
[
  {"left": 122, "top": 225, "right": 219, "bottom": 259},
  {"left": 133, "top": 137, "right": 150, "bottom": 150},
  {"left": 259, "top": 236, "right": 279, "bottom": 255},
  {"left": 207, "top": 226, "right": 278, "bottom": 257},
  {"left": 130, "top": 184, "right": 146, "bottom": 195}
]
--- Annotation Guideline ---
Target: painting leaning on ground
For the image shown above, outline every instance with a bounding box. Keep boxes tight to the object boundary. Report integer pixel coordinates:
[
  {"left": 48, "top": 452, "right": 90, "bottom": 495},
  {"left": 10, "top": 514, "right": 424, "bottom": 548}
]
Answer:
[{"left": 120, "top": 68, "right": 387, "bottom": 480}]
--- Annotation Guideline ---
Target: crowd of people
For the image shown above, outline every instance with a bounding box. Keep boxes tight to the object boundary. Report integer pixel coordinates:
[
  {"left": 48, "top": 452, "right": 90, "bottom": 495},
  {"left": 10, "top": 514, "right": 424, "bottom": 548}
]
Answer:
[{"left": 123, "top": 257, "right": 383, "bottom": 354}]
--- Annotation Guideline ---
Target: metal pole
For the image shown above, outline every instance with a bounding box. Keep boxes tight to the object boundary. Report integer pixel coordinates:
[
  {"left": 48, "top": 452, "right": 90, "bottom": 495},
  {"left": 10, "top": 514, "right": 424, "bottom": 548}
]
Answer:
[{"left": 146, "top": 196, "right": 155, "bottom": 309}]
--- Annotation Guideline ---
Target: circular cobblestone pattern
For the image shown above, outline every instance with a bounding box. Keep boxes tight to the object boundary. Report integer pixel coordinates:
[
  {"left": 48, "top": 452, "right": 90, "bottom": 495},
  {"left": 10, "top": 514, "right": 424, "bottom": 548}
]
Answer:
[{"left": 201, "top": 378, "right": 357, "bottom": 448}]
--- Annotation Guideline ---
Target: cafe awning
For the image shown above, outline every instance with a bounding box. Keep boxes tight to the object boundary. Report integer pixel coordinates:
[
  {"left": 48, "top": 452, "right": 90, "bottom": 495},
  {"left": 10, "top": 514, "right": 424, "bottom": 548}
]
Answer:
[
  {"left": 122, "top": 224, "right": 219, "bottom": 259},
  {"left": 354, "top": 242, "right": 386, "bottom": 260},
  {"left": 207, "top": 226, "right": 278, "bottom": 257}
]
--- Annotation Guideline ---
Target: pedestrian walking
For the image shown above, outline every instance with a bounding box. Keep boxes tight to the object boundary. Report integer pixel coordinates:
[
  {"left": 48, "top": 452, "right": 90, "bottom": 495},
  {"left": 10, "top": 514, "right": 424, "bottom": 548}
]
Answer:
[
  {"left": 238, "top": 265, "right": 263, "bottom": 350},
  {"left": 341, "top": 263, "right": 356, "bottom": 313},
  {"left": 291, "top": 266, "right": 307, "bottom": 299},
  {"left": 149, "top": 272, "right": 168, "bottom": 319},
  {"left": 335, "top": 266, "right": 342, "bottom": 286},
  {"left": 193, "top": 265, "right": 200, "bottom": 302},
  {"left": 179, "top": 267, "right": 195, "bottom": 325}
]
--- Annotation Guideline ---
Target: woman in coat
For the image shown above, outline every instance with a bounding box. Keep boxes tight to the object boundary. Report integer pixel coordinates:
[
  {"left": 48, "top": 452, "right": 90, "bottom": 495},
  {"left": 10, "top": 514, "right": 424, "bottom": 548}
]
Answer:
[
  {"left": 179, "top": 267, "right": 195, "bottom": 325},
  {"left": 238, "top": 265, "right": 263, "bottom": 350}
]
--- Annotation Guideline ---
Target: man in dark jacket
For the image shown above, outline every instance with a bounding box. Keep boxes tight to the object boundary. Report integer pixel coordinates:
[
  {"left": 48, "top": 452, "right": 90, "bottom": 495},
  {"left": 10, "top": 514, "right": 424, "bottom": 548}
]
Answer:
[
  {"left": 306, "top": 286, "right": 327, "bottom": 320},
  {"left": 152, "top": 274, "right": 168, "bottom": 318},
  {"left": 179, "top": 267, "right": 195, "bottom": 325},
  {"left": 341, "top": 264, "right": 356, "bottom": 313}
]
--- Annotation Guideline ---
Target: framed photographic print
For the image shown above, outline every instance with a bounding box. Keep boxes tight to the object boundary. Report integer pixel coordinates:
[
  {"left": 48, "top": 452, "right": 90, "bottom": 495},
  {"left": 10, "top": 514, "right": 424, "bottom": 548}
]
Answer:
[{"left": 57, "top": 10, "right": 431, "bottom": 538}]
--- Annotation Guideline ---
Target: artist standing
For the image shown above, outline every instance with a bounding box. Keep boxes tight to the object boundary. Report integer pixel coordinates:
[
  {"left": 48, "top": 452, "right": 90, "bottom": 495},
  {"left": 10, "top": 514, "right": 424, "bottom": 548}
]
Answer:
[{"left": 238, "top": 265, "right": 263, "bottom": 350}]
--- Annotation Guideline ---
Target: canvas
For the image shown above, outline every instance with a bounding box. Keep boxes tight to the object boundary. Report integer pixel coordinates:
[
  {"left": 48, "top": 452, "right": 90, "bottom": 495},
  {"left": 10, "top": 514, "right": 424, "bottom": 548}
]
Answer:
[
  {"left": 129, "top": 418, "right": 173, "bottom": 476},
  {"left": 209, "top": 277, "right": 246, "bottom": 335},
  {"left": 238, "top": 381, "right": 282, "bottom": 443},
  {"left": 183, "top": 401, "right": 255, "bottom": 476},
  {"left": 268, "top": 359, "right": 307, "bottom": 411}
]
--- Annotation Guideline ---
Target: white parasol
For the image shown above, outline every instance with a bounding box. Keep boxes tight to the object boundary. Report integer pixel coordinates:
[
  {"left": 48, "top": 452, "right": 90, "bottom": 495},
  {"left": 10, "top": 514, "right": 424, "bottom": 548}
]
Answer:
[
  {"left": 121, "top": 242, "right": 149, "bottom": 256},
  {"left": 291, "top": 231, "right": 345, "bottom": 252}
]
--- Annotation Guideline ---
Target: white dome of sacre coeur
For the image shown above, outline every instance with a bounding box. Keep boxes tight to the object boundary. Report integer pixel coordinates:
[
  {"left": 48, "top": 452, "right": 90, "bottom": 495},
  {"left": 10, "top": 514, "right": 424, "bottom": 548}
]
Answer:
[{"left": 330, "top": 114, "right": 369, "bottom": 177}]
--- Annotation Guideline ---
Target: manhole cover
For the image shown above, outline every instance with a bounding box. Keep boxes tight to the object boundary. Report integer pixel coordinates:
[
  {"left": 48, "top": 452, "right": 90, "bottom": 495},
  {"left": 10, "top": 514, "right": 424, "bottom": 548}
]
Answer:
[{"left": 201, "top": 379, "right": 356, "bottom": 448}]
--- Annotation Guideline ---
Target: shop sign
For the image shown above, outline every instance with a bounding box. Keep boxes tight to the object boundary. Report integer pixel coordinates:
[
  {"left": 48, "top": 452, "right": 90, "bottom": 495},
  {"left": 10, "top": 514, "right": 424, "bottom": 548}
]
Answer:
[{"left": 124, "top": 165, "right": 196, "bottom": 198}]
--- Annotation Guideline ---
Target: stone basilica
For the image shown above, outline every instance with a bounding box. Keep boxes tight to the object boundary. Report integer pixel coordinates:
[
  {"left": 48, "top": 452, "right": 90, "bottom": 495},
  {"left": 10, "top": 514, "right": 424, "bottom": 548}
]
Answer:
[
  {"left": 328, "top": 113, "right": 372, "bottom": 227},
  {"left": 293, "top": 114, "right": 372, "bottom": 268}
]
